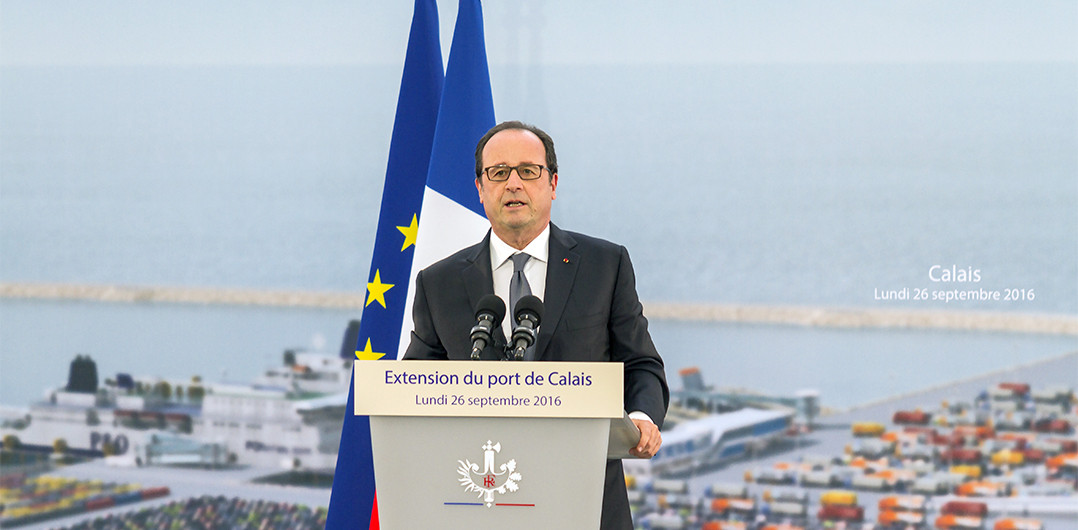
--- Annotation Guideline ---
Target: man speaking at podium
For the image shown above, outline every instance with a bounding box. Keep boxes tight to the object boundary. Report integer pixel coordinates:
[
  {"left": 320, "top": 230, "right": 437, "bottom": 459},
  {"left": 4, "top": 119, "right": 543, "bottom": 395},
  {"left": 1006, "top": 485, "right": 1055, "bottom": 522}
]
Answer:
[{"left": 404, "top": 121, "right": 669, "bottom": 529}]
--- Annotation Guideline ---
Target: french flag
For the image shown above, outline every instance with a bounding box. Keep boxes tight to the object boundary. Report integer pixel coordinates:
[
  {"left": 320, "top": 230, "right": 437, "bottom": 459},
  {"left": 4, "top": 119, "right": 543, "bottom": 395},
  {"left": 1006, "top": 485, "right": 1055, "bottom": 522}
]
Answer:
[{"left": 398, "top": 0, "right": 496, "bottom": 357}]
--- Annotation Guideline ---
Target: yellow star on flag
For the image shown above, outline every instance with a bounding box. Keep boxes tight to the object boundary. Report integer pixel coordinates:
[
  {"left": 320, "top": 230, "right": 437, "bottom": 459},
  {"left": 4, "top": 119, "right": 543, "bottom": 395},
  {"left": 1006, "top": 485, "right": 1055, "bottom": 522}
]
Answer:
[
  {"left": 397, "top": 213, "right": 419, "bottom": 251},
  {"left": 355, "top": 338, "right": 386, "bottom": 361},
  {"left": 365, "top": 269, "right": 394, "bottom": 308}
]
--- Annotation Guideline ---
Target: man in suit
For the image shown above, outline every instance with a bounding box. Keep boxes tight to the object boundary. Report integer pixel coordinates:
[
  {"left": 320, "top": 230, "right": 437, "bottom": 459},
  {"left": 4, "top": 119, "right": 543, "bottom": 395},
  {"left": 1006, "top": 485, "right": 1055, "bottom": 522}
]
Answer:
[{"left": 404, "top": 121, "right": 668, "bottom": 529}]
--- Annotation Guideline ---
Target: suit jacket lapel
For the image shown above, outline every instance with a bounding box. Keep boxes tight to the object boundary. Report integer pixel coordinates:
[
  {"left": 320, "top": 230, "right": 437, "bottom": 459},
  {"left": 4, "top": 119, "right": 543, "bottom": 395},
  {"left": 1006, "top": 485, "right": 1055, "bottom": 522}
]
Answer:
[
  {"left": 536, "top": 224, "right": 578, "bottom": 359},
  {"left": 461, "top": 231, "right": 504, "bottom": 344}
]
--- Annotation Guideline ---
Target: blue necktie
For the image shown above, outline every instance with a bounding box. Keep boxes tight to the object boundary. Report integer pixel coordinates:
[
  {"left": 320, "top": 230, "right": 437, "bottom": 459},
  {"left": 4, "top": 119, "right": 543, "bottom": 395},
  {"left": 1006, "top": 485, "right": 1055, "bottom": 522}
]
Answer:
[
  {"left": 509, "top": 253, "right": 532, "bottom": 319},
  {"left": 509, "top": 253, "right": 535, "bottom": 359}
]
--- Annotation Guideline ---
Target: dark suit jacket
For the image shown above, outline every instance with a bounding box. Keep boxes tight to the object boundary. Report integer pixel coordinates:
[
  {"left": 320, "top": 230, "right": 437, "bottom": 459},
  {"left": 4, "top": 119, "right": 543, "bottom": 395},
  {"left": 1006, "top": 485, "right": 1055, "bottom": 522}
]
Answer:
[{"left": 404, "top": 223, "right": 669, "bottom": 529}]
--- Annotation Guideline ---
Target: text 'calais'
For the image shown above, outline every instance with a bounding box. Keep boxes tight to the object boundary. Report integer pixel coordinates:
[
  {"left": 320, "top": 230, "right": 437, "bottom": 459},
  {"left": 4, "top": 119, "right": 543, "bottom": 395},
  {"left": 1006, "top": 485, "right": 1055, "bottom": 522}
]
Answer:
[
  {"left": 929, "top": 265, "right": 981, "bottom": 282},
  {"left": 548, "top": 371, "right": 592, "bottom": 386}
]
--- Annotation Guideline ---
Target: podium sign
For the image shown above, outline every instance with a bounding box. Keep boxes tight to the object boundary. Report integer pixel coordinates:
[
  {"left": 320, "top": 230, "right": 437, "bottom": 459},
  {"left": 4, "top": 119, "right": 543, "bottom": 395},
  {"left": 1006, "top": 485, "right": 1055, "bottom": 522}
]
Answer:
[
  {"left": 354, "top": 360, "right": 625, "bottom": 529},
  {"left": 354, "top": 360, "right": 623, "bottom": 418}
]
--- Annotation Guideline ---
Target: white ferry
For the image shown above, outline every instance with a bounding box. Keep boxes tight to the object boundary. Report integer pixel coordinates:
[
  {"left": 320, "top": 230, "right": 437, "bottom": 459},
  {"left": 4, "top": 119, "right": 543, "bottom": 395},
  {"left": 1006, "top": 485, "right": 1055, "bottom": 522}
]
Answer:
[{"left": 1, "top": 343, "right": 354, "bottom": 472}]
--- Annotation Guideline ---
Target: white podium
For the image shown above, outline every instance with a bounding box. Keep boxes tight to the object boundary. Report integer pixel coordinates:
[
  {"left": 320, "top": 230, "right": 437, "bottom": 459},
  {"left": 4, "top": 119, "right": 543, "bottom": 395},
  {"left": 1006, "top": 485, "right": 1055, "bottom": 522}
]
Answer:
[{"left": 352, "top": 360, "right": 638, "bottom": 529}]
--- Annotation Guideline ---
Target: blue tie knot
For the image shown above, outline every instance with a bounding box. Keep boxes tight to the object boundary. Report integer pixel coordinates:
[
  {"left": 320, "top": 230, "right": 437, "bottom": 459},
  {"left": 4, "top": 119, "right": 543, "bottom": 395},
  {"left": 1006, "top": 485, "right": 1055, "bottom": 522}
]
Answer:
[{"left": 511, "top": 253, "right": 530, "bottom": 272}]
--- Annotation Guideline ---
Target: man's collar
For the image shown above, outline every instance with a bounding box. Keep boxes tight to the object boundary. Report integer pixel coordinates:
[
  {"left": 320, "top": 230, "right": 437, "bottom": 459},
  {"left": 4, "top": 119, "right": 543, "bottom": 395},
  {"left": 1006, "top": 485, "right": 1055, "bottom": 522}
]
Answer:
[{"left": 490, "top": 225, "right": 550, "bottom": 267}]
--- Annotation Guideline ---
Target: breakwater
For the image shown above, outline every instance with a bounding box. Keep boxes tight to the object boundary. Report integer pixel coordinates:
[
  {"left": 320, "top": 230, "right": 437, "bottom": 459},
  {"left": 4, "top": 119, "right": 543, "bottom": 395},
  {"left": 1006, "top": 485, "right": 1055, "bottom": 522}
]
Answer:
[
  {"left": 2, "top": 282, "right": 1075, "bottom": 336},
  {"left": 642, "top": 301, "right": 1078, "bottom": 336}
]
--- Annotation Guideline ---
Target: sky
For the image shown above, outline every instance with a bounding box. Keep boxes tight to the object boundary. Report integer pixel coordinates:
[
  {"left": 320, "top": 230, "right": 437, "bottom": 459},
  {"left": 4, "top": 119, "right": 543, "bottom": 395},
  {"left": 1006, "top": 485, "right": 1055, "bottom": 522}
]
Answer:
[{"left": 1, "top": 1, "right": 1075, "bottom": 67}]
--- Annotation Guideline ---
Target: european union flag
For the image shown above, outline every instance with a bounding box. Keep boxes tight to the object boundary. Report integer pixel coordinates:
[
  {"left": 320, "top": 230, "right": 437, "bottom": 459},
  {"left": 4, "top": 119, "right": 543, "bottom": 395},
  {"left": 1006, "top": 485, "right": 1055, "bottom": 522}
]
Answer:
[{"left": 325, "top": 1, "right": 442, "bottom": 528}]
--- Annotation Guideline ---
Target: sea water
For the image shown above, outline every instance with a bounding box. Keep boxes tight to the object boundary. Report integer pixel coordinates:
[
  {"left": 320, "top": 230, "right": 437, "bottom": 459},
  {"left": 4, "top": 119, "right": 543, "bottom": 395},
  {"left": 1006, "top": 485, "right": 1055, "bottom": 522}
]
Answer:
[
  {"left": 2, "top": 299, "right": 1075, "bottom": 411},
  {"left": 2, "top": 63, "right": 1075, "bottom": 408}
]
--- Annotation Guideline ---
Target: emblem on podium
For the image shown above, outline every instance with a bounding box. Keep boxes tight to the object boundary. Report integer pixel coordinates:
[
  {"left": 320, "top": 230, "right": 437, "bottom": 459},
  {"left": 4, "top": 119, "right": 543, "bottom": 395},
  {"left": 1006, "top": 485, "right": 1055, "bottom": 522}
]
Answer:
[{"left": 457, "top": 440, "right": 523, "bottom": 507}]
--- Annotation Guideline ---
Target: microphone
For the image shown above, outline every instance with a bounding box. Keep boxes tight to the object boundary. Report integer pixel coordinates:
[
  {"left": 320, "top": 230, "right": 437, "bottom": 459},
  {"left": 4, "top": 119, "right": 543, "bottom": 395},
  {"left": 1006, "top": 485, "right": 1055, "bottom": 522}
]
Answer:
[
  {"left": 470, "top": 295, "right": 506, "bottom": 360},
  {"left": 510, "top": 295, "right": 543, "bottom": 361}
]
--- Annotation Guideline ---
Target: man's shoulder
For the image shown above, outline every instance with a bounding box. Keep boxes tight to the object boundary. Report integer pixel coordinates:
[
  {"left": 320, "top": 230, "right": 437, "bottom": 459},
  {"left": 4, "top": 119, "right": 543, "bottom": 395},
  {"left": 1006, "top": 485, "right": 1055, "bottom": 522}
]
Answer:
[{"left": 554, "top": 225, "right": 626, "bottom": 256}]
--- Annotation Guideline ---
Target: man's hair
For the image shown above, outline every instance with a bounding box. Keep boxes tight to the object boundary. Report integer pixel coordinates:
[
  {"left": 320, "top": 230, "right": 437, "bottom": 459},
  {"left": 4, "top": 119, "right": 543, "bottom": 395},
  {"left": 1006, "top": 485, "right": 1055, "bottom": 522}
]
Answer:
[{"left": 474, "top": 120, "right": 558, "bottom": 180}]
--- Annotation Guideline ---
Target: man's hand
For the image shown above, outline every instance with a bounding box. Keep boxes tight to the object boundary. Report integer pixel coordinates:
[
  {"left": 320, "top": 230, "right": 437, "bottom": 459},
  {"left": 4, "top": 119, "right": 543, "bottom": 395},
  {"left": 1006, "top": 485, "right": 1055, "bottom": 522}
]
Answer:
[{"left": 629, "top": 418, "right": 662, "bottom": 458}]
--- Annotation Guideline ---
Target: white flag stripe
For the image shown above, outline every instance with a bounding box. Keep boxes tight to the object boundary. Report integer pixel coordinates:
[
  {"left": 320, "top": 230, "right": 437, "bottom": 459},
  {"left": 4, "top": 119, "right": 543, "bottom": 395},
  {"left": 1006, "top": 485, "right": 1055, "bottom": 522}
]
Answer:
[{"left": 398, "top": 186, "right": 490, "bottom": 357}]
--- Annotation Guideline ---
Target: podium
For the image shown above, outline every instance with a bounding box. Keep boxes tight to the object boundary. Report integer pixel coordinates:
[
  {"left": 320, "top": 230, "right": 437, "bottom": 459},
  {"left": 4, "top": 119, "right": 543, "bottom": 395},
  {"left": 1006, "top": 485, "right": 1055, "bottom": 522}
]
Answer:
[{"left": 352, "top": 360, "right": 639, "bottom": 529}]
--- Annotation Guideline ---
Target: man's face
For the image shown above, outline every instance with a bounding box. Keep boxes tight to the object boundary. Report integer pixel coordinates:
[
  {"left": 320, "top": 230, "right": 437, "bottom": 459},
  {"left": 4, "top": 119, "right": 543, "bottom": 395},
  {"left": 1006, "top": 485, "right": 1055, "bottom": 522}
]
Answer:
[{"left": 475, "top": 128, "right": 558, "bottom": 248}]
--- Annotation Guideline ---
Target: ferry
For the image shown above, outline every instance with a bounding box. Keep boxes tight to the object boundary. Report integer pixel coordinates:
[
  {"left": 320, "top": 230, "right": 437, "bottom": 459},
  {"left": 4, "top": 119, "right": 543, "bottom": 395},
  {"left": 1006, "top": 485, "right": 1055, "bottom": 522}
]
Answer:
[
  {"left": 645, "top": 367, "right": 807, "bottom": 477},
  {"left": 0, "top": 332, "right": 355, "bottom": 471},
  {"left": 650, "top": 406, "right": 794, "bottom": 476}
]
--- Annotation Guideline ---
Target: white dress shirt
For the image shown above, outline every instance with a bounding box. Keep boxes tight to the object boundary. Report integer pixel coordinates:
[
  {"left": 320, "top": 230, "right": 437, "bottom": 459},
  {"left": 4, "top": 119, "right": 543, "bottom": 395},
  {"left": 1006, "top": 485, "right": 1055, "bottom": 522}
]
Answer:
[{"left": 489, "top": 225, "right": 549, "bottom": 339}]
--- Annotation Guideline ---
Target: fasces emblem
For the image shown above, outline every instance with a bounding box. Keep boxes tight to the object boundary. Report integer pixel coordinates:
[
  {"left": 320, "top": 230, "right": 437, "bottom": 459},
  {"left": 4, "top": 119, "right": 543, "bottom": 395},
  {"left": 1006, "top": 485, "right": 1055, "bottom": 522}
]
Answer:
[{"left": 457, "top": 440, "right": 523, "bottom": 507}]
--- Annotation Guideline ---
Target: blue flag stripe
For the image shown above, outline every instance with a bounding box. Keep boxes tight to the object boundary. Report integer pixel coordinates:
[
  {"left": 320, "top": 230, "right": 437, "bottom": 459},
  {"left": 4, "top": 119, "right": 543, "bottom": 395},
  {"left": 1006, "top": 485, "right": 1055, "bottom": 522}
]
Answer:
[{"left": 425, "top": 0, "right": 495, "bottom": 217}]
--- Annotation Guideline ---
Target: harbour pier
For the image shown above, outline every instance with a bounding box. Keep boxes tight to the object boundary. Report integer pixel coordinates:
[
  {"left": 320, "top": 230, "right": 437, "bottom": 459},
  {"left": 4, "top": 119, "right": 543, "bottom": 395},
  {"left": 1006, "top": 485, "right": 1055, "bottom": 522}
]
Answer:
[{"left": 2, "top": 282, "right": 1076, "bottom": 335}]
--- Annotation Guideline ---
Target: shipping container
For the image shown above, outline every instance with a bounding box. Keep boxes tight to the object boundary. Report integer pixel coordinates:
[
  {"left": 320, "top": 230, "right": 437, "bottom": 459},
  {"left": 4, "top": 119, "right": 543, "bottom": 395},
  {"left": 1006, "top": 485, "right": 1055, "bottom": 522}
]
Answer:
[
  {"left": 751, "top": 468, "right": 796, "bottom": 485},
  {"left": 817, "top": 504, "right": 863, "bottom": 523},
  {"left": 647, "top": 478, "right": 688, "bottom": 494},
  {"left": 819, "top": 489, "right": 857, "bottom": 506},
  {"left": 912, "top": 474, "right": 963, "bottom": 495},
  {"left": 990, "top": 449, "right": 1024, "bottom": 467},
  {"left": 998, "top": 383, "right": 1030, "bottom": 397},
  {"left": 940, "top": 500, "right": 988, "bottom": 517},
  {"left": 801, "top": 470, "right": 842, "bottom": 488},
  {"left": 854, "top": 439, "right": 896, "bottom": 459},
  {"left": 950, "top": 465, "right": 983, "bottom": 480},
  {"left": 705, "top": 482, "right": 747, "bottom": 499},
  {"left": 138, "top": 486, "right": 169, "bottom": 500},
  {"left": 878, "top": 509, "right": 925, "bottom": 527},
  {"left": 878, "top": 494, "right": 926, "bottom": 512},
  {"left": 1028, "top": 440, "right": 1064, "bottom": 455},
  {"left": 852, "top": 422, "right": 886, "bottom": 437},
  {"left": 850, "top": 474, "right": 891, "bottom": 491},
  {"left": 770, "top": 501, "right": 808, "bottom": 518},
  {"left": 702, "top": 521, "right": 748, "bottom": 530},
  {"left": 709, "top": 497, "right": 756, "bottom": 516},
  {"left": 993, "top": 518, "right": 1044, "bottom": 530},
  {"left": 935, "top": 514, "right": 985, "bottom": 530},
  {"left": 954, "top": 425, "right": 995, "bottom": 440},
  {"left": 941, "top": 448, "right": 983, "bottom": 464},
  {"left": 955, "top": 481, "right": 1012, "bottom": 497},
  {"left": 761, "top": 525, "right": 804, "bottom": 530},
  {"left": 656, "top": 493, "right": 696, "bottom": 511},
  {"left": 1031, "top": 385, "right": 1073, "bottom": 405},
  {"left": 770, "top": 489, "right": 808, "bottom": 505},
  {"left": 1033, "top": 418, "right": 1071, "bottom": 434},
  {"left": 901, "top": 443, "right": 938, "bottom": 461},
  {"left": 893, "top": 410, "right": 932, "bottom": 425}
]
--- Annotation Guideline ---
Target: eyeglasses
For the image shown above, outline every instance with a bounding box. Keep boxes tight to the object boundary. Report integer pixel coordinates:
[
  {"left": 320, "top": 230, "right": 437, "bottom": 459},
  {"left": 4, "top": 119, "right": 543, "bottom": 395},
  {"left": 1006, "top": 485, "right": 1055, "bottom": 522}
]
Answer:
[{"left": 482, "top": 163, "right": 547, "bottom": 182}]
